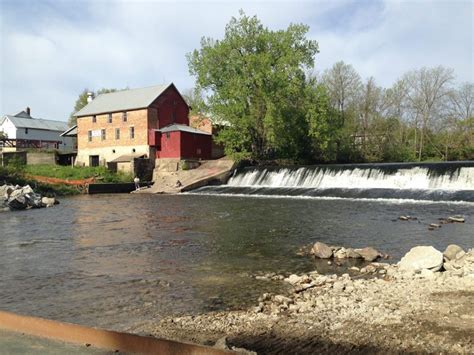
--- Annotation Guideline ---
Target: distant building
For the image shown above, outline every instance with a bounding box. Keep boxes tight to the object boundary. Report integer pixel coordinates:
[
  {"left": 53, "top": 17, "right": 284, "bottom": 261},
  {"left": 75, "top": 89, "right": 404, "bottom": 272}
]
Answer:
[
  {"left": 0, "top": 108, "right": 75, "bottom": 151},
  {"left": 74, "top": 83, "right": 212, "bottom": 168},
  {"left": 189, "top": 114, "right": 228, "bottom": 159}
]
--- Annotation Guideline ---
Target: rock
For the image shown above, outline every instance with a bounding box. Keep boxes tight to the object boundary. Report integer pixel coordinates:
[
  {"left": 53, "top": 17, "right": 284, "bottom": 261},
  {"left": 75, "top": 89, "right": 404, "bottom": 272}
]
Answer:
[
  {"left": 346, "top": 248, "right": 362, "bottom": 258},
  {"left": 274, "top": 295, "right": 293, "bottom": 304},
  {"left": 1, "top": 184, "right": 58, "bottom": 211},
  {"left": 365, "top": 264, "right": 377, "bottom": 273},
  {"left": 398, "top": 246, "right": 443, "bottom": 272},
  {"left": 284, "top": 274, "right": 303, "bottom": 285},
  {"left": 429, "top": 223, "right": 441, "bottom": 228},
  {"left": 214, "top": 336, "right": 230, "bottom": 349},
  {"left": 41, "top": 197, "right": 56, "bottom": 207},
  {"left": 399, "top": 215, "right": 409, "bottom": 221},
  {"left": 332, "top": 281, "right": 345, "bottom": 292},
  {"left": 334, "top": 248, "right": 347, "bottom": 259},
  {"left": 448, "top": 216, "right": 465, "bottom": 223},
  {"left": 354, "top": 247, "right": 380, "bottom": 262},
  {"left": 311, "top": 242, "right": 333, "bottom": 259},
  {"left": 443, "top": 245, "right": 465, "bottom": 261}
]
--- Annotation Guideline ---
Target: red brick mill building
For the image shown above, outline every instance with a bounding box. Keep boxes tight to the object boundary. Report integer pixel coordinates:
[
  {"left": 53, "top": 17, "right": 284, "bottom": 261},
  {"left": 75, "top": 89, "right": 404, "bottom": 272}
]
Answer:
[{"left": 74, "top": 83, "right": 212, "bottom": 171}]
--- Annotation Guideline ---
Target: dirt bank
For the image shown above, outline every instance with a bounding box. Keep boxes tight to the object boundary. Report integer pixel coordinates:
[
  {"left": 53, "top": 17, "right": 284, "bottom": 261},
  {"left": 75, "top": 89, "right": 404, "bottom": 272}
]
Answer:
[{"left": 142, "top": 249, "right": 474, "bottom": 354}]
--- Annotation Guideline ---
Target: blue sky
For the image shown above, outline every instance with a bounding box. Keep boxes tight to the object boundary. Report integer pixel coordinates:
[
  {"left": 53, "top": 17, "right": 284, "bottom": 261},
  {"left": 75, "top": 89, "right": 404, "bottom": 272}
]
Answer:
[{"left": 0, "top": 0, "right": 472, "bottom": 122}]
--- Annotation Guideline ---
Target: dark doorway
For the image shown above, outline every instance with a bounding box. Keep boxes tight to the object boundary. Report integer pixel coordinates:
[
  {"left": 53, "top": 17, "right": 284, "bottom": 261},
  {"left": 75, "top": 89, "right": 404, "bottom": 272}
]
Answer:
[{"left": 89, "top": 155, "right": 99, "bottom": 167}]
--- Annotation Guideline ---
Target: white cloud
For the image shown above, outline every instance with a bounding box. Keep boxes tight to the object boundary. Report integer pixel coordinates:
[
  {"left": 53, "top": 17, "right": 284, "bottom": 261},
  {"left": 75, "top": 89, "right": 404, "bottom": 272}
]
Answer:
[{"left": 0, "top": 0, "right": 472, "bottom": 122}]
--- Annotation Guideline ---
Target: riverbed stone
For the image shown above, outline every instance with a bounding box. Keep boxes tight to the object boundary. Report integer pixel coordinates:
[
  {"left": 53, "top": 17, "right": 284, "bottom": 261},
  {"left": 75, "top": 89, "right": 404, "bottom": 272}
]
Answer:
[
  {"left": 41, "top": 197, "right": 56, "bottom": 207},
  {"left": 311, "top": 242, "right": 333, "bottom": 259},
  {"left": 355, "top": 247, "right": 380, "bottom": 262},
  {"left": 334, "top": 248, "right": 348, "bottom": 259},
  {"left": 398, "top": 246, "right": 443, "bottom": 272},
  {"left": 443, "top": 244, "right": 465, "bottom": 261}
]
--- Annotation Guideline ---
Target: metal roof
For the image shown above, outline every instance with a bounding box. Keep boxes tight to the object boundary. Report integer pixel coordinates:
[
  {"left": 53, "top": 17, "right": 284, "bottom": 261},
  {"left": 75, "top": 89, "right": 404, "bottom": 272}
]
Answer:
[
  {"left": 2, "top": 115, "right": 69, "bottom": 131},
  {"left": 158, "top": 124, "right": 211, "bottom": 136},
  {"left": 74, "top": 84, "right": 173, "bottom": 117},
  {"left": 110, "top": 154, "right": 145, "bottom": 163},
  {"left": 60, "top": 125, "right": 77, "bottom": 137}
]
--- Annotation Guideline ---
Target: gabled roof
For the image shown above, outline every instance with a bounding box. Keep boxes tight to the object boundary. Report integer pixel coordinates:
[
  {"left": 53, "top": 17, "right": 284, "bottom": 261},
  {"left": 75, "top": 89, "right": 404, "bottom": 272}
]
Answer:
[
  {"left": 14, "top": 110, "right": 32, "bottom": 118},
  {"left": 60, "top": 125, "right": 77, "bottom": 137},
  {"left": 157, "top": 124, "right": 211, "bottom": 136},
  {"left": 2, "top": 115, "right": 69, "bottom": 132},
  {"left": 74, "top": 83, "right": 175, "bottom": 117}
]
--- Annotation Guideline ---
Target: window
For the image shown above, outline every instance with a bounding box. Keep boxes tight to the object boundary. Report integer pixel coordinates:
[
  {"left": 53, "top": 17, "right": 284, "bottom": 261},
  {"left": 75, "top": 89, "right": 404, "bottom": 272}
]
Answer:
[
  {"left": 88, "top": 130, "right": 92, "bottom": 142},
  {"left": 92, "top": 115, "right": 97, "bottom": 123},
  {"left": 115, "top": 128, "right": 120, "bottom": 140},
  {"left": 101, "top": 129, "right": 106, "bottom": 141},
  {"left": 130, "top": 126, "right": 135, "bottom": 139},
  {"left": 166, "top": 132, "right": 170, "bottom": 139},
  {"left": 25, "top": 128, "right": 28, "bottom": 134},
  {"left": 108, "top": 113, "right": 112, "bottom": 123},
  {"left": 122, "top": 112, "right": 127, "bottom": 122}
]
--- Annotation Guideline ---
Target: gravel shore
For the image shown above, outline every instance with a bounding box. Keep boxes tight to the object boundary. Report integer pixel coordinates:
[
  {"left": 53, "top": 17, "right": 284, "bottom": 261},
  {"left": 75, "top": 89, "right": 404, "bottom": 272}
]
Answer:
[{"left": 144, "top": 247, "right": 474, "bottom": 354}]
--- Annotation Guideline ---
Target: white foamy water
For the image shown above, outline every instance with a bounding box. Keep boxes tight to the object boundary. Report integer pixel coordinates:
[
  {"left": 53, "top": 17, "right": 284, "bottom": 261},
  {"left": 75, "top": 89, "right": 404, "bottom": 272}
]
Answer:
[{"left": 228, "top": 166, "right": 474, "bottom": 190}]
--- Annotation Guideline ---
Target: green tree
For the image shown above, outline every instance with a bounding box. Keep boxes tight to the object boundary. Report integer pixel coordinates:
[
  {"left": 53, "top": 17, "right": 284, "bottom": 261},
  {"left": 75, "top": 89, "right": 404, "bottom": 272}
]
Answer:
[
  {"left": 187, "top": 11, "right": 319, "bottom": 161},
  {"left": 68, "top": 88, "right": 119, "bottom": 126}
]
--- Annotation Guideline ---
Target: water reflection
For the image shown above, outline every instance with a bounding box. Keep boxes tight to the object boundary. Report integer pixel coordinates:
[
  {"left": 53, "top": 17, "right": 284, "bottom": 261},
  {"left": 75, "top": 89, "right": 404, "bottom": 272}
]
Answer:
[{"left": 0, "top": 194, "right": 472, "bottom": 332}]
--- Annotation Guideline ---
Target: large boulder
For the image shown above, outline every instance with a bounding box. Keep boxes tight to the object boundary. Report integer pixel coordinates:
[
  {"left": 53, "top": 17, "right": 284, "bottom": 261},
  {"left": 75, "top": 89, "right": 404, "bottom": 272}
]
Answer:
[
  {"left": 311, "top": 242, "right": 333, "bottom": 259},
  {"left": 443, "top": 244, "right": 465, "bottom": 261},
  {"left": 354, "top": 247, "right": 380, "bottom": 262},
  {"left": 7, "top": 188, "right": 28, "bottom": 210},
  {"left": 398, "top": 246, "right": 443, "bottom": 272}
]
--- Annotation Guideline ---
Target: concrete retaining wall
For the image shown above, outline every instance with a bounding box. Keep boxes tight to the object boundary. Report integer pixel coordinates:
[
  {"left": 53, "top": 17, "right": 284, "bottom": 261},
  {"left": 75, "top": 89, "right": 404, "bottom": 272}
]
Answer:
[{"left": 26, "top": 152, "right": 56, "bottom": 165}]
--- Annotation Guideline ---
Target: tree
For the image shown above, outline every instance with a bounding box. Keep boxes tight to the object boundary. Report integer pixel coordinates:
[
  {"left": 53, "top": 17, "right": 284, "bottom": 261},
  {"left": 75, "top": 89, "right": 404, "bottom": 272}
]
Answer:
[
  {"left": 68, "top": 88, "right": 119, "bottom": 126},
  {"left": 321, "top": 61, "right": 362, "bottom": 161},
  {"left": 187, "top": 11, "right": 319, "bottom": 161},
  {"left": 402, "top": 66, "right": 454, "bottom": 160}
]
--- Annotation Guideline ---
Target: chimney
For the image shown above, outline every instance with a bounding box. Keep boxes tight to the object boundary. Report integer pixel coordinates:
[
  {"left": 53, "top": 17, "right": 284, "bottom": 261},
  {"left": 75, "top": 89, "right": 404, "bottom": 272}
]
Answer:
[
  {"left": 87, "top": 92, "right": 94, "bottom": 103},
  {"left": 26, "top": 107, "right": 31, "bottom": 116}
]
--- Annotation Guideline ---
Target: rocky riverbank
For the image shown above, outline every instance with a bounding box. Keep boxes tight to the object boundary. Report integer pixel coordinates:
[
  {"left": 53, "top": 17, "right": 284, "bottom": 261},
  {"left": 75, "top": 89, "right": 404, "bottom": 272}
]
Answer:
[
  {"left": 1, "top": 184, "right": 58, "bottom": 211},
  {"left": 144, "top": 244, "right": 474, "bottom": 354}
]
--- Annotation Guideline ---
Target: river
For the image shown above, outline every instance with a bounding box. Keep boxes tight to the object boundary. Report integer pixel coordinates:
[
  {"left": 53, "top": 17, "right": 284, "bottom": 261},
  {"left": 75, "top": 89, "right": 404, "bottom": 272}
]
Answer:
[{"left": 0, "top": 193, "right": 472, "bottom": 333}]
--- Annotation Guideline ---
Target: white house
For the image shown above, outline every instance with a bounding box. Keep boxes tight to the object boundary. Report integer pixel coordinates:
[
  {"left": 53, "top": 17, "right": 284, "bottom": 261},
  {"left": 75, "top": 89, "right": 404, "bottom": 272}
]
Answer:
[{"left": 0, "top": 108, "right": 76, "bottom": 151}]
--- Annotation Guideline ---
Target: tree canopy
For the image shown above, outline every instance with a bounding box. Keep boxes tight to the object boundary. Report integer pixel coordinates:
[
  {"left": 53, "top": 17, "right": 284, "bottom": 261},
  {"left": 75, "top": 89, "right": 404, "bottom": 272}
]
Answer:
[{"left": 188, "top": 11, "right": 326, "bottom": 161}]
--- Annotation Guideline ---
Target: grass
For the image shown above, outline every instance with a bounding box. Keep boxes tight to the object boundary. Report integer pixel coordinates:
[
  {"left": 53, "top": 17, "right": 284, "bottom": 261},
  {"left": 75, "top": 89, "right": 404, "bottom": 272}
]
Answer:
[
  {"left": 1, "top": 164, "right": 133, "bottom": 196},
  {"left": 25, "top": 164, "right": 133, "bottom": 183},
  {"left": 0, "top": 166, "right": 79, "bottom": 196}
]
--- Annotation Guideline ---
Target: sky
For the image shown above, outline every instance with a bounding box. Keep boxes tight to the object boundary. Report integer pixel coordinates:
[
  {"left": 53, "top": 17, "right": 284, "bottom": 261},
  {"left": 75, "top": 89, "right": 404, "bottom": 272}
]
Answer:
[{"left": 0, "top": 0, "right": 472, "bottom": 122}]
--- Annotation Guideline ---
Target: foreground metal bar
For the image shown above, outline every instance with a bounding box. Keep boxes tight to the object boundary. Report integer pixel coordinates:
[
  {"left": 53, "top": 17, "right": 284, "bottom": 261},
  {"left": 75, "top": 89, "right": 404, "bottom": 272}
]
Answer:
[{"left": 0, "top": 310, "right": 232, "bottom": 354}]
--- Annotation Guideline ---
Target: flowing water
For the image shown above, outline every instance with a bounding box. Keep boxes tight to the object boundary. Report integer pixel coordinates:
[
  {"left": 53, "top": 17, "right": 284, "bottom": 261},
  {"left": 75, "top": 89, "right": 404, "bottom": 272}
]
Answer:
[
  {"left": 0, "top": 188, "right": 473, "bottom": 332},
  {"left": 192, "top": 161, "right": 474, "bottom": 202}
]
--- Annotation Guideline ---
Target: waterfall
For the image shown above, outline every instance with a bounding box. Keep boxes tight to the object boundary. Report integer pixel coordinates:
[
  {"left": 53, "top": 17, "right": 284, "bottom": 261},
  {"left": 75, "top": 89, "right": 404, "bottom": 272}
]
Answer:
[
  {"left": 190, "top": 162, "right": 474, "bottom": 202},
  {"left": 228, "top": 165, "right": 474, "bottom": 191}
]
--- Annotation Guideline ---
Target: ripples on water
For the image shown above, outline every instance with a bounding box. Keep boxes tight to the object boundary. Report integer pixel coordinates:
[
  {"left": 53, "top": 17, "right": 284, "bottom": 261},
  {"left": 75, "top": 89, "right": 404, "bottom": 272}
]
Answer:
[{"left": 0, "top": 194, "right": 472, "bottom": 332}]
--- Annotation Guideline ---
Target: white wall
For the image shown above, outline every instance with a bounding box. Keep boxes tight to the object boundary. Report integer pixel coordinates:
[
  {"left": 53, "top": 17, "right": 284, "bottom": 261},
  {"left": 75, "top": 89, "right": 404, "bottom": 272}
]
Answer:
[{"left": 0, "top": 117, "right": 17, "bottom": 139}]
